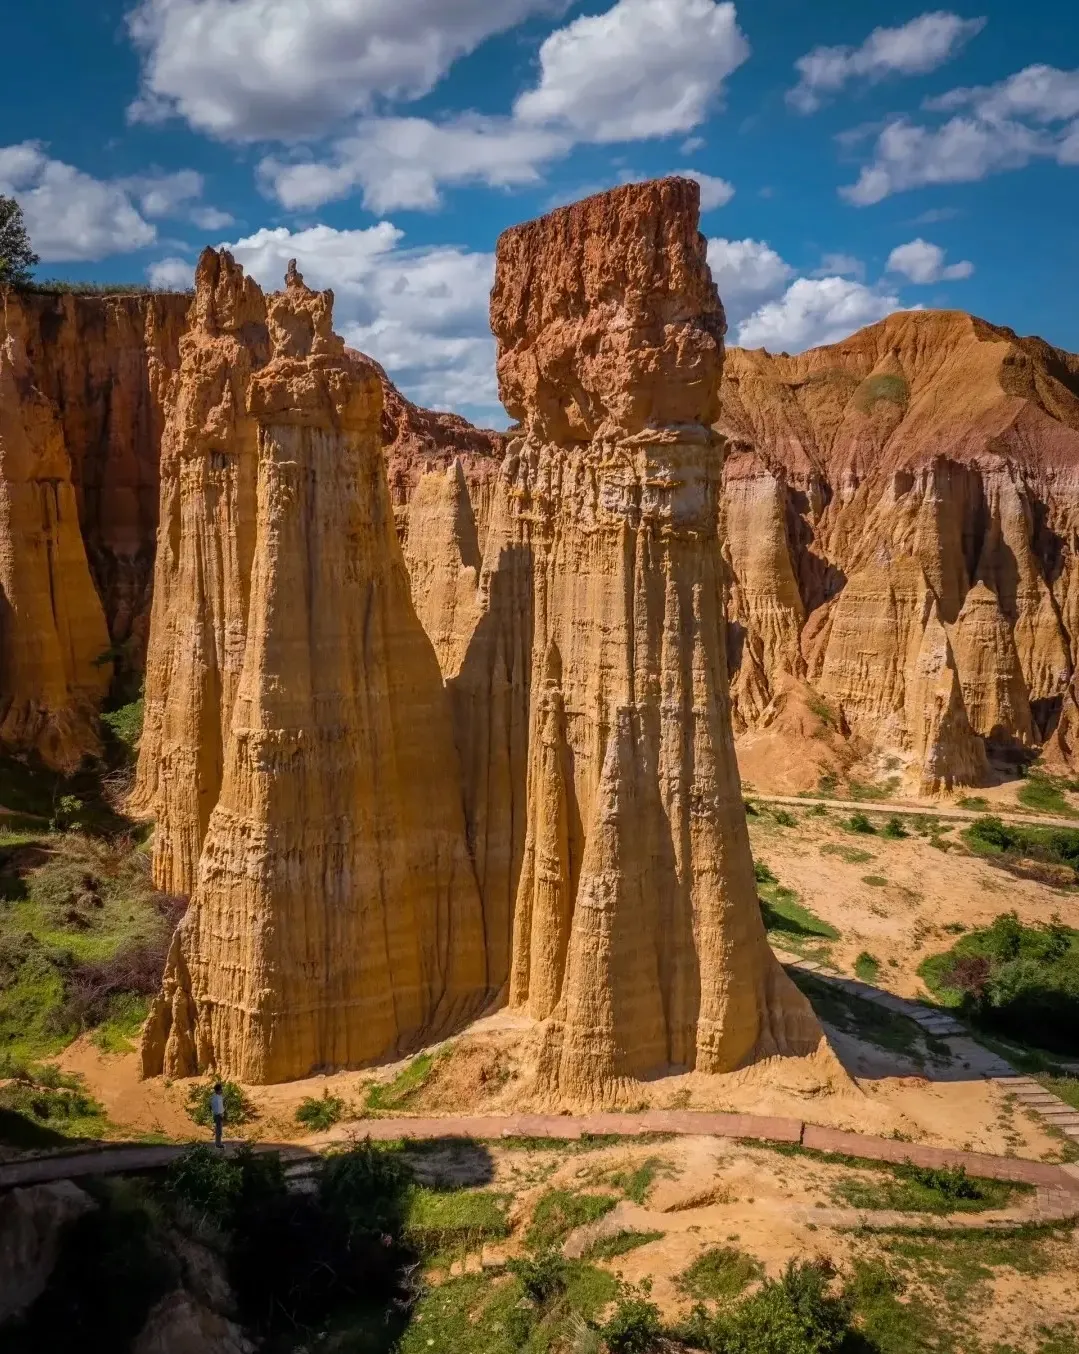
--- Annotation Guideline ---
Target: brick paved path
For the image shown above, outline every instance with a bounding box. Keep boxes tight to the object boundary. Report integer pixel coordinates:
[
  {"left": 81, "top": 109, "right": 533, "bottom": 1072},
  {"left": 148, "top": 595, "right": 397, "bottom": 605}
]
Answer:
[{"left": 2, "top": 1110, "right": 1078, "bottom": 1198}]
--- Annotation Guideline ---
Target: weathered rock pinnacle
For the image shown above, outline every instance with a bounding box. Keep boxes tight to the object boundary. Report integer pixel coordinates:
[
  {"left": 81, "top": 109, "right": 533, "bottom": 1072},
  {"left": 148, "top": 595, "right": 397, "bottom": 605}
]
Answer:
[
  {"left": 140, "top": 258, "right": 490, "bottom": 1083},
  {"left": 493, "top": 178, "right": 823, "bottom": 1107}
]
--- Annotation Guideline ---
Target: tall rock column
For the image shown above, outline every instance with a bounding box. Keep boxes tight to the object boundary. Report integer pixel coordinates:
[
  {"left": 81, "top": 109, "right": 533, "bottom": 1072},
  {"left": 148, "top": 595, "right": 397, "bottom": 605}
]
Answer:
[
  {"left": 142, "top": 264, "right": 489, "bottom": 1084},
  {"left": 130, "top": 250, "right": 267, "bottom": 895},
  {"left": 494, "top": 179, "right": 821, "bottom": 1108},
  {"left": 0, "top": 292, "right": 111, "bottom": 769}
]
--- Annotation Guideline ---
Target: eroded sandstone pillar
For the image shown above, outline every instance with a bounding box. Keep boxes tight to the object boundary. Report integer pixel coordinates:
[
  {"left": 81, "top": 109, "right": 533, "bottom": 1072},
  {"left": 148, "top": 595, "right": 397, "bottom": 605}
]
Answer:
[
  {"left": 494, "top": 179, "right": 822, "bottom": 1107},
  {"left": 142, "top": 264, "right": 489, "bottom": 1083},
  {"left": 0, "top": 292, "right": 111, "bottom": 769},
  {"left": 131, "top": 249, "right": 267, "bottom": 895}
]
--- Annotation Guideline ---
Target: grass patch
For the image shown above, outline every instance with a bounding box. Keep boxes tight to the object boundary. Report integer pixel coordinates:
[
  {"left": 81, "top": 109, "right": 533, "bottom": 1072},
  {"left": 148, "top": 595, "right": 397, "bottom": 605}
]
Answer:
[
  {"left": 365, "top": 1053, "right": 436, "bottom": 1113},
  {"left": 582, "top": 1155, "right": 672, "bottom": 1205},
  {"left": 957, "top": 796, "right": 990, "bottom": 812},
  {"left": 0, "top": 1062, "right": 110, "bottom": 1148},
  {"left": 862, "top": 874, "right": 889, "bottom": 888},
  {"left": 832, "top": 1162, "right": 1025, "bottom": 1215},
  {"left": 821, "top": 842, "right": 875, "bottom": 865},
  {"left": 582, "top": 1229, "right": 663, "bottom": 1261},
  {"left": 296, "top": 1090, "right": 346, "bottom": 1131},
  {"left": 853, "top": 372, "right": 910, "bottom": 414},
  {"left": 526, "top": 1189, "right": 619, "bottom": 1251},
  {"left": 847, "top": 777, "right": 900, "bottom": 802},
  {"left": 854, "top": 952, "right": 881, "bottom": 984},
  {"left": 918, "top": 911, "right": 1079, "bottom": 1055},
  {"left": 759, "top": 878, "right": 839, "bottom": 956},
  {"left": 405, "top": 1187, "right": 511, "bottom": 1265},
  {"left": 677, "top": 1245, "right": 763, "bottom": 1303},
  {"left": 771, "top": 808, "right": 797, "bottom": 827},
  {"left": 1017, "top": 771, "right": 1079, "bottom": 818},
  {"left": 0, "top": 831, "right": 180, "bottom": 1064}
]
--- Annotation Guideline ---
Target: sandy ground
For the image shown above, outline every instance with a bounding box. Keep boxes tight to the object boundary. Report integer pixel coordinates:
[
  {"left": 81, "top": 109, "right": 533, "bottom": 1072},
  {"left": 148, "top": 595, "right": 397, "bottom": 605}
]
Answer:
[
  {"left": 49, "top": 799, "right": 1076, "bottom": 1165},
  {"left": 745, "top": 807, "right": 1079, "bottom": 1000},
  {"left": 423, "top": 1134, "right": 1079, "bottom": 1350}
]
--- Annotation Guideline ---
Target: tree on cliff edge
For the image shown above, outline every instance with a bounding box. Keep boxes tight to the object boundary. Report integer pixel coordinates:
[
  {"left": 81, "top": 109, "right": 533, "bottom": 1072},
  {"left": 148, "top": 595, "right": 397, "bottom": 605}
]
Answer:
[{"left": 0, "top": 196, "right": 38, "bottom": 286}]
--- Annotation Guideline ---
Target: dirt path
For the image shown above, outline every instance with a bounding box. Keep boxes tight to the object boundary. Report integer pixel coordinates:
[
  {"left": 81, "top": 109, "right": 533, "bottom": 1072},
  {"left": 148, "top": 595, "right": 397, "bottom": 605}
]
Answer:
[
  {"left": 752, "top": 793, "right": 1079, "bottom": 829},
  {"left": 4, "top": 1109, "right": 1078, "bottom": 1194}
]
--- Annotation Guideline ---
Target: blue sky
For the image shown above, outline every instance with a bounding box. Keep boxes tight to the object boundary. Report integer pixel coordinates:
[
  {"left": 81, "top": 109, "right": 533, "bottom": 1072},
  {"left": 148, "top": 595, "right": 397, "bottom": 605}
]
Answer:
[{"left": 2, "top": 0, "right": 1077, "bottom": 425}]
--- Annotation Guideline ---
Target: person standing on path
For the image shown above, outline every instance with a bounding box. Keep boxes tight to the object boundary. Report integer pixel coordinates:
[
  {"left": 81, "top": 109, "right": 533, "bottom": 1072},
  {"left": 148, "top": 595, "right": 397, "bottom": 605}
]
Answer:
[{"left": 210, "top": 1082, "right": 225, "bottom": 1149}]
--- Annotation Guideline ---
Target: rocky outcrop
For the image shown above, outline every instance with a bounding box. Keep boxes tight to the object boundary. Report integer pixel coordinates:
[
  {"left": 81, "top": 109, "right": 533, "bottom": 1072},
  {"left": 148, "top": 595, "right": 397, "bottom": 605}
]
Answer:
[
  {"left": 492, "top": 179, "right": 821, "bottom": 1106},
  {"left": 717, "top": 311, "right": 1079, "bottom": 788},
  {"left": 132, "top": 1292, "right": 255, "bottom": 1354},
  {"left": 141, "top": 260, "right": 489, "bottom": 1084},
  {"left": 130, "top": 250, "right": 267, "bottom": 895},
  {"left": 366, "top": 351, "right": 505, "bottom": 551},
  {"left": 0, "top": 293, "right": 112, "bottom": 769},
  {"left": 19, "top": 289, "right": 188, "bottom": 670},
  {"left": 0, "top": 1180, "right": 97, "bottom": 1322}
]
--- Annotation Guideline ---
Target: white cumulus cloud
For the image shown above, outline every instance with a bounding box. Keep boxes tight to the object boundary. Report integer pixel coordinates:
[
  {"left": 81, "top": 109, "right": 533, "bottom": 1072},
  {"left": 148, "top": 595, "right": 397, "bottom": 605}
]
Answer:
[
  {"left": 842, "top": 63, "right": 1079, "bottom": 203},
  {"left": 127, "top": 0, "right": 569, "bottom": 141},
  {"left": 221, "top": 223, "right": 502, "bottom": 422},
  {"left": 514, "top": 0, "right": 749, "bottom": 141},
  {"left": 708, "top": 235, "right": 907, "bottom": 352},
  {"left": 812, "top": 252, "right": 865, "bottom": 279},
  {"left": 886, "top": 238, "right": 973, "bottom": 282},
  {"left": 258, "top": 0, "right": 747, "bottom": 214},
  {"left": 146, "top": 255, "right": 196, "bottom": 288},
  {"left": 260, "top": 117, "right": 572, "bottom": 214},
  {"left": 675, "top": 169, "right": 735, "bottom": 211},
  {"left": 0, "top": 144, "right": 231, "bottom": 262},
  {"left": 0, "top": 143, "right": 156, "bottom": 262},
  {"left": 737, "top": 277, "right": 905, "bottom": 352},
  {"left": 788, "top": 11, "right": 985, "bottom": 114},
  {"left": 706, "top": 238, "right": 794, "bottom": 319}
]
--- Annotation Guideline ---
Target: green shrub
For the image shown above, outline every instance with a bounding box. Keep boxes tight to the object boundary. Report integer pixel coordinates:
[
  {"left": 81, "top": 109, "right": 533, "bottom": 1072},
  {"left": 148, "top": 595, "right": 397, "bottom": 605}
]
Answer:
[
  {"left": 846, "top": 812, "right": 875, "bottom": 835},
  {"left": 166, "top": 1142, "right": 286, "bottom": 1226},
  {"left": 295, "top": 1090, "right": 345, "bottom": 1131},
  {"left": 754, "top": 859, "right": 777, "bottom": 884},
  {"left": 881, "top": 816, "right": 908, "bottom": 839},
  {"left": 919, "top": 912, "right": 1079, "bottom": 1054},
  {"left": 317, "top": 1139, "right": 413, "bottom": 1238},
  {"left": 601, "top": 1284, "right": 663, "bottom": 1354},
  {"left": 101, "top": 699, "right": 145, "bottom": 761},
  {"left": 772, "top": 809, "right": 797, "bottom": 827},
  {"left": 508, "top": 1250, "right": 569, "bottom": 1304},
  {"left": 854, "top": 952, "right": 881, "bottom": 984},
  {"left": 965, "top": 814, "right": 1079, "bottom": 879},
  {"left": 185, "top": 1079, "right": 255, "bottom": 1129},
  {"left": 686, "top": 1258, "right": 853, "bottom": 1353},
  {"left": 744, "top": 799, "right": 760, "bottom": 816}
]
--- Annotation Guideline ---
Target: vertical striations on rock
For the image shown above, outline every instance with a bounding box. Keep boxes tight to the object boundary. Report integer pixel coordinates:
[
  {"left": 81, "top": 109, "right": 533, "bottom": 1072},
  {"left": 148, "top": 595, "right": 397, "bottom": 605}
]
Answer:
[
  {"left": 20, "top": 289, "right": 189, "bottom": 668},
  {"left": 0, "top": 292, "right": 112, "bottom": 769},
  {"left": 130, "top": 250, "right": 267, "bottom": 895},
  {"left": 141, "top": 261, "right": 489, "bottom": 1084},
  {"left": 492, "top": 178, "right": 822, "bottom": 1107}
]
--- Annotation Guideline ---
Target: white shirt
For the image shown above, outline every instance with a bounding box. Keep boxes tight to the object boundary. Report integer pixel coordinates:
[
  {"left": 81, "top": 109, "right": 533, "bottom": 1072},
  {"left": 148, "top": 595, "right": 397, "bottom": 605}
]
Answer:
[{"left": 210, "top": 1093, "right": 225, "bottom": 1117}]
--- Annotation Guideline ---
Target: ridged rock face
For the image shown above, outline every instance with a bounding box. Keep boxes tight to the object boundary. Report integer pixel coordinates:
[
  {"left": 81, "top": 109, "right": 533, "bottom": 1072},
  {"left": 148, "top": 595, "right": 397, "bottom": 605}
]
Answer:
[
  {"left": 491, "top": 179, "right": 822, "bottom": 1107},
  {"left": 130, "top": 250, "right": 268, "bottom": 896},
  {"left": 141, "top": 260, "right": 489, "bottom": 1084},
  {"left": 19, "top": 289, "right": 188, "bottom": 669},
  {"left": 0, "top": 294, "right": 111, "bottom": 768},
  {"left": 719, "top": 312, "right": 1079, "bottom": 788},
  {"left": 370, "top": 351, "right": 506, "bottom": 552}
]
